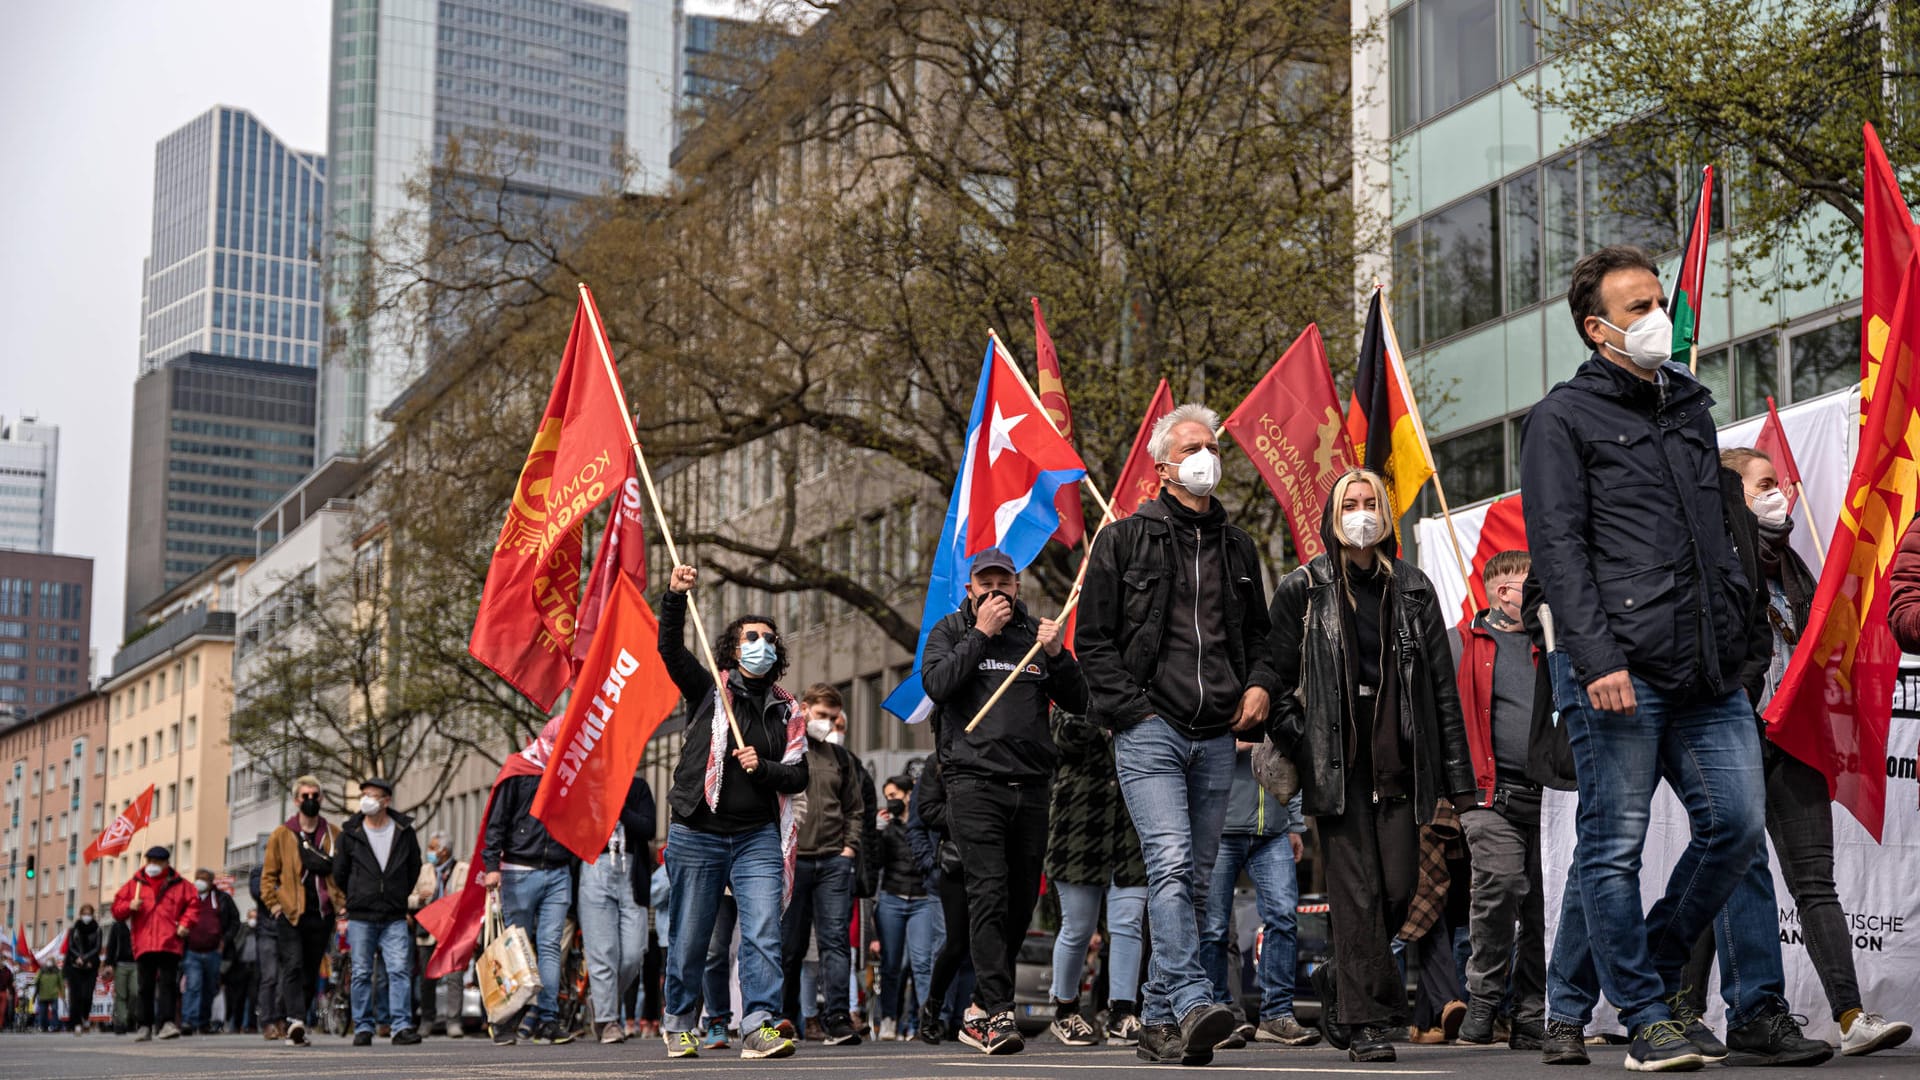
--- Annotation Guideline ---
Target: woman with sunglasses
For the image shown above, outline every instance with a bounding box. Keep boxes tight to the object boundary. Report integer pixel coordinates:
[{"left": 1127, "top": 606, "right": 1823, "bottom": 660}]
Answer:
[{"left": 656, "top": 566, "right": 810, "bottom": 1061}]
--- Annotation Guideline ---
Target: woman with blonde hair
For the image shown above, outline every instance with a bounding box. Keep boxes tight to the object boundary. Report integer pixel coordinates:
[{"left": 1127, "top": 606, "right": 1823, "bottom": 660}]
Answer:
[{"left": 1265, "top": 468, "right": 1476, "bottom": 1063}]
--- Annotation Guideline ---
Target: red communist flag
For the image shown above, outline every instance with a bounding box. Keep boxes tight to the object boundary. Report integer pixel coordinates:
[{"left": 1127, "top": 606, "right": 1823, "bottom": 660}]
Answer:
[
  {"left": 471, "top": 285, "right": 637, "bottom": 710},
  {"left": 534, "top": 575, "right": 681, "bottom": 860},
  {"left": 1111, "top": 379, "right": 1175, "bottom": 520},
  {"left": 1032, "top": 298, "right": 1085, "bottom": 548},
  {"left": 1224, "top": 324, "right": 1357, "bottom": 563},
  {"left": 85, "top": 784, "right": 154, "bottom": 864},
  {"left": 1762, "top": 204, "right": 1920, "bottom": 841},
  {"left": 1864, "top": 123, "right": 1917, "bottom": 381},
  {"left": 573, "top": 475, "right": 647, "bottom": 662},
  {"left": 1460, "top": 495, "right": 1528, "bottom": 623},
  {"left": 1753, "top": 396, "right": 1803, "bottom": 510}
]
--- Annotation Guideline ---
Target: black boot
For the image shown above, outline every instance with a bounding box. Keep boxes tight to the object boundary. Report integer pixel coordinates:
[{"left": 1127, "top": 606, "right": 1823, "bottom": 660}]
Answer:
[
  {"left": 917, "top": 1003, "right": 946, "bottom": 1045},
  {"left": 1349, "top": 1025, "right": 1397, "bottom": 1063},
  {"left": 1459, "top": 998, "right": 1497, "bottom": 1044},
  {"left": 1310, "top": 962, "right": 1351, "bottom": 1051},
  {"left": 1727, "top": 1010, "right": 1835, "bottom": 1068}
]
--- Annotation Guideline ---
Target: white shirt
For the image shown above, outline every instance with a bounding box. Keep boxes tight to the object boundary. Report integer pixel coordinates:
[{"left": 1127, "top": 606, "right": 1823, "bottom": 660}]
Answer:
[{"left": 365, "top": 819, "right": 395, "bottom": 872}]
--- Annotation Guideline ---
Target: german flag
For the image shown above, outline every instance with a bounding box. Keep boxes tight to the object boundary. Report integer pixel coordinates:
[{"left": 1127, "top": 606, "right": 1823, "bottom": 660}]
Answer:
[
  {"left": 1347, "top": 288, "right": 1435, "bottom": 526},
  {"left": 1669, "top": 165, "right": 1714, "bottom": 360}
]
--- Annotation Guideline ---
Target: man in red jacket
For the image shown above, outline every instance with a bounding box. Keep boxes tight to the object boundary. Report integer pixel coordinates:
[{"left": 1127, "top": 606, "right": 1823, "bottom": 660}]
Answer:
[{"left": 110, "top": 845, "right": 201, "bottom": 1042}]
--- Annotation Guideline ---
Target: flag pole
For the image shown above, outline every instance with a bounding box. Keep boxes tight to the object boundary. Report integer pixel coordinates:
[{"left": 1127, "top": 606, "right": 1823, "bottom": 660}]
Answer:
[
  {"left": 1794, "top": 480, "right": 1827, "bottom": 563},
  {"left": 1689, "top": 339, "right": 1699, "bottom": 376},
  {"left": 989, "top": 328, "right": 1116, "bottom": 521},
  {"left": 1374, "top": 286, "right": 1478, "bottom": 606},
  {"left": 577, "top": 284, "right": 746, "bottom": 749}
]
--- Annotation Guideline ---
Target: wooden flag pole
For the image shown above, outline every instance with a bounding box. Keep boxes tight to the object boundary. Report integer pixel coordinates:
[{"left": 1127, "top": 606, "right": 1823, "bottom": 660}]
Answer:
[
  {"left": 1689, "top": 339, "right": 1699, "bottom": 375},
  {"left": 1793, "top": 479, "right": 1827, "bottom": 564},
  {"left": 577, "top": 284, "right": 746, "bottom": 749}
]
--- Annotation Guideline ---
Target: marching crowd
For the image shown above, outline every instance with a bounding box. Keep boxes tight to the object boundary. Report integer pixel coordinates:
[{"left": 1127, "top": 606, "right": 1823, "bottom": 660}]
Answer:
[{"left": 9, "top": 243, "right": 1920, "bottom": 1072}]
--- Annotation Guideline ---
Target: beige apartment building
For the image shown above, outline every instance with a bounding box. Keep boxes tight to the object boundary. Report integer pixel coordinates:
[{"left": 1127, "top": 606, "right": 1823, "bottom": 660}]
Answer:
[{"left": 96, "top": 557, "right": 245, "bottom": 903}]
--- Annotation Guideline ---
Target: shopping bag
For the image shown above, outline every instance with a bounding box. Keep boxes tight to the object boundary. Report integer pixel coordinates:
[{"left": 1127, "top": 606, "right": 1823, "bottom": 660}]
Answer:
[{"left": 476, "top": 899, "right": 540, "bottom": 1023}]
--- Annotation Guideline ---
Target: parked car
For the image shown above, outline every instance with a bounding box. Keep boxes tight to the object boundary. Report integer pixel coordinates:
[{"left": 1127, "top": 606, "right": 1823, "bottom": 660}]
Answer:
[{"left": 1010, "top": 929, "right": 1058, "bottom": 1035}]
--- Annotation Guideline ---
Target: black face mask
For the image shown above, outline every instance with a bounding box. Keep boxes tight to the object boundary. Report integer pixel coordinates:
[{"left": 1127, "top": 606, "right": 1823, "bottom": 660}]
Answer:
[
  {"left": 299, "top": 796, "right": 321, "bottom": 818},
  {"left": 886, "top": 798, "right": 906, "bottom": 819},
  {"left": 971, "top": 590, "right": 1014, "bottom": 617}
]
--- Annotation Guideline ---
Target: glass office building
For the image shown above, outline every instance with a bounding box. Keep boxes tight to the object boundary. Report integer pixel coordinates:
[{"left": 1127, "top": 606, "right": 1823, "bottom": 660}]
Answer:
[
  {"left": 319, "top": 0, "right": 679, "bottom": 461},
  {"left": 0, "top": 418, "right": 57, "bottom": 554},
  {"left": 139, "top": 108, "right": 328, "bottom": 373},
  {"left": 1365, "top": 0, "right": 1863, "bottom": 513}
]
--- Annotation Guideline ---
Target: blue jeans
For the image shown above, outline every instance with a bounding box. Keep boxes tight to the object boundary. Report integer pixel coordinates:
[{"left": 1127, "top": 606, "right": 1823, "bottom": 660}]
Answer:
[
  {"left": 578, "top": 850, "right": 646, "bottom": 1025},
  {"left": 498, "top": 865, "right": 571, "bottom": 1027},
  {"left": 781, "top": 853, "right": 855, "bottom": 1023},
  {"left": 1116, "top": 716, "right": 1236, "bottom": 1026},
  {"left": 1203, "top": 833, "right": 1300, "bottom": 1020},
  {"left": 181, "top": 949, "right": 222, "bottom": 1030},
  {"left": 663, "top": 821, "right": 785, "bottom": 1034},
  {"left": 702, "top": 892, "right": 737, "bottom": 1025},
  {"left": 347, "top": 919, "right": 415, "bottom": 1034},
  {"left": 1547, "top": 653, "right": 1765, "bottom": 1030},
  {"left": 877, "top": 892, "right": 943, "bottom": 1021},
  {"left": 1050, "top": 879, "right": 1148, "bottom": 1004}
]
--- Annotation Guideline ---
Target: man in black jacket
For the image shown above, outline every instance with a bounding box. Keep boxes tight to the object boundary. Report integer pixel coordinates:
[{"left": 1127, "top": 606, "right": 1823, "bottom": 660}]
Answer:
[
  {"left": 1519, "top": 244, "right": 1768, "bottom": 1072},
  {"left": 922, "top": 545, "right": 1087, "bottom": 1056},
  {"left": 482, "top": 754, "right": 579, "bottom": 1047},
  {"left": 336, "top": 777, "right": 424, "bottom": 1046},
  {"left": 1077, "top": 403, "right": 1276, "bottom": 1066}
]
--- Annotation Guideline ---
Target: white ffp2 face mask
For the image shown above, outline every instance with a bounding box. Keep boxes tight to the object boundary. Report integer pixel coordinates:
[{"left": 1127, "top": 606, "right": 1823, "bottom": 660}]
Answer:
[
  {"left": 1165, "top": 448, "right": 1220, "bottom": 498},
  {"left": 1752, "top": 488, "right": 1790, "bottom": 528},
  {"left": 1598, "top": 308, "right": 1673, "bottom": 370},
  {"left": 1342, "top": 511, "right": 1384, "bottom": 549}
]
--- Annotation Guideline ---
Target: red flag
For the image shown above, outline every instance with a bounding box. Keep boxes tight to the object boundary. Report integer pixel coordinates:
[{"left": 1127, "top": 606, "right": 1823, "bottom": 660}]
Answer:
[
  {"left": 85, "top": 784, "right": 155, "bottom": 864},
  {"left": 1753, "top": 396, "right": 1803, "bottom": 510},
  {"left": 534, "top": 575, "right": 680, "bottom": 859},
  {"left": 1864, "top": 123, "right": 1916, "bottom": 381},
  {"left": 1668, "top": 166, "right": 1714, "bottom": 356},
  {"left": 1458, "top": 495, "right": 1528, "bottom": 623},
  {"left": 470, "top": 286, "right": 636, "bottom": 710},
  {"left": 416, "top": 726, "right": 554, "bottom": 979},
  {"left": 1762, "top": 223, "right": 1920, "bottom": 841},
  {"left": 573, "top": 476, "right": 646, "bottom": 661},
  {"left": 965, "top": 338, "right": 1088, "bottom": 558},
  {"left": 1032, "top": 298, "right": 1085, "bottom": 548},
  {"left": 1110, "top": 379, "right": 1175, "bottom": 520},
  {"left": 1224, "top": 324, "right": 1358, "bottom": 562},
  {"left": 15, "top": 927, "right": 37, "bottom": 973}
]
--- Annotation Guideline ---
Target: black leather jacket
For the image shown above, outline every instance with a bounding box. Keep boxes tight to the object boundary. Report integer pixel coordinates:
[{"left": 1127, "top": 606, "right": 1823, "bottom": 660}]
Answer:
[{"left": 1265, "top": 499, "right": 1475, "bottom": 822}]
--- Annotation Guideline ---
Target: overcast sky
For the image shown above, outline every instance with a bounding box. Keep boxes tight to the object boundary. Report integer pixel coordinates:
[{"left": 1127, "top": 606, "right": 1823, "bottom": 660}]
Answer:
[{"left": 0, "top": 0, "right": 746, "bottom": 660}]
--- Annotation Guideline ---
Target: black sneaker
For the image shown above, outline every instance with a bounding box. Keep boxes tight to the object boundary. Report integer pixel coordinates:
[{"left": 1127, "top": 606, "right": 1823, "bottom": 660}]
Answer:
[
  {"left": 1104, "top": 1009, "right": 1142, "bottom": 1046},
  {"left": 1459, "top": 998, "right": 1498, "bottom": 1044},
  {"left": 1627, "top": 1019, "right": 1705, "bottom": 1072},
  {"left": 392, "top": 1027, "right": 421, "bottom": 1046},
  {"left": 1727, "top": 1010, "right": 1834, "bottom": 1068},
  {"left": 1215, "top": 1028, "right": 1248, "bottom": 1050},
  {"left": 1136, "top": 1022, "right": 1183, "bottom": 1063},
  {"left": 822, "top": 1014, "right": 862, "bottom": 1046},
  {"left": 1350, "top": 1025, "right": 1397, "bottom": 1063},
  {"left": 917, "top": 1004, "right": 946, "bottom": 1045},
  {"left": 1509, "top": 1018, "right": 1546, "bottom": 1051},
  {"left": 529, "top": 1021, "right": 574, "bottom": 1046},
  {"left": 1310, "top": 963, "right": 1351, "bottom": 1051},
  {"left": 353, "top": 1030, "right": 373, "bottom": 1046},
  {"left": 1665, "top": 989, "right": 1727, "bottom": 1062},
  {"left": 1542, "top": 1019, "right": 1589, "bottom": 1065},
  {"left": 1178, "top": 1003, "right": 1237, "bottom": 1066}
]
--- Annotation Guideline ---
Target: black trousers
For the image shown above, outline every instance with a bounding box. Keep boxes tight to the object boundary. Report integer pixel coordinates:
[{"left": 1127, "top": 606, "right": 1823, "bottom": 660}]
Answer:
[
  {"left": 927, "top": 861, "right": 972, "bottom": 1018},
  {"left": 254, "top": 920, "right": 281, "bottom": 1027},
  {"left": 67, "top": 965, "right": 97, "bottom": 1028},
  {"left": 946, "top": 776, "right": 1050, "bottom": 1015},
  {"left": 1316, "top": 776, "right": 1418, "bottom": 1027},
  {"left": 275, "top": 912, "right": 328, "bottom": 1024},
  {"left": 136, "top": 953, "right": 180, "bottom": 1029}
]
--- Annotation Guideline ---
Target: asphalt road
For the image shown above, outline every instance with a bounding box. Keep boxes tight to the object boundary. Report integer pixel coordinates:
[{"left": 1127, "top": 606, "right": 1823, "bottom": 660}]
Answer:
[{"left": 4, "top": 1031, "right": 1916, "bottom": 1080}]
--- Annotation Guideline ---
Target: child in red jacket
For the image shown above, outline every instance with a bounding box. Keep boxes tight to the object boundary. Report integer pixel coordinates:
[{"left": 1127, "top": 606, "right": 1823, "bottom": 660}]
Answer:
[{"left": 110, "top": 845, "right": 201, "bottom": 1041}]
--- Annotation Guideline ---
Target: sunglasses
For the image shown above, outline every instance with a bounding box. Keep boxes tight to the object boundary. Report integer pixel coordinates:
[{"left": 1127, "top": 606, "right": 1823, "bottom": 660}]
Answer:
[{"left": 741, "top": 630, "right": 779, "bottom": 644}]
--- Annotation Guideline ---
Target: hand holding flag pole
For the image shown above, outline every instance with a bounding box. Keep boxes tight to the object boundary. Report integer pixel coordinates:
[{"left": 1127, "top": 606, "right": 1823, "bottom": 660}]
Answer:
[{"left": 576, "top": 284, "right": 746, "bottom": 749}]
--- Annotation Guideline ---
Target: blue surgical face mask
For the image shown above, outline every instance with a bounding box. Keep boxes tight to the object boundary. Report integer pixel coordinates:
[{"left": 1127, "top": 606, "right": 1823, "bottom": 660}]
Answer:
[{"left": 739, "top": 638, "right": 778, "bottom": 677}]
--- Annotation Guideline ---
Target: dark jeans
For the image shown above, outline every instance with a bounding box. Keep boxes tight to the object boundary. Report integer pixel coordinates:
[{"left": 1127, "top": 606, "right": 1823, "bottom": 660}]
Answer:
[
  {"left": 225, "top": 965, "right": 254, "bottom": 1030},
  {"left": 137, "top": 952, "right": 181, "bottom": 1029},
  {"left": 703, "top": 892, "right": 737, "bottom": 1025},
  {"left": 927, "top": 863, "right": 975, "bottom": 1024},
  {"left": 254, "top": 920, "right": 281, "bottom": 1028},
  {"left": 781, "top": 853, "right": 857, "bottom": 1023},
  {"left": 1317, "top": 775, "right": 1418, "bottom": 1027},
  {"left": 1461, "top": 791, "right": 1546, "bottom": 1023},
  {"left": 68, "top": 966, "right": 97, "bottom": 1029},
  {"left": 275, "top": 911, "right": 329, "bottom": 1025},
  {"left": 947, "top": 776, "right": 1050, "bottom": 1015}
]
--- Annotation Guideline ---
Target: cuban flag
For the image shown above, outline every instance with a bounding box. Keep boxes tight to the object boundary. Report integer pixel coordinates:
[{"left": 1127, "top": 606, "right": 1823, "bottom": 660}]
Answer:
[{"left": 884, "top": 336, "right": 1088, "bottom": 723}]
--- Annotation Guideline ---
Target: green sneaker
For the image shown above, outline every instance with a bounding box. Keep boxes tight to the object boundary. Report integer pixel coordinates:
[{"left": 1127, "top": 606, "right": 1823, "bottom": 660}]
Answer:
[
  {"left": 741, "top": 1023, "right": 797, "bottom": 1059},
  {"left": 663, "top": 1029, "right": 700, "bottom": 1059}
]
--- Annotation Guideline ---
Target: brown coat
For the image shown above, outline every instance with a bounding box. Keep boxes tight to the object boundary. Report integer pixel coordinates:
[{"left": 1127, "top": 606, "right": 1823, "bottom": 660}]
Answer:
[
  {"left": 1889, "top": 517, "right": 1920, "bottom": 653},
  {"left": 261, "top": 820, "right": 346, "bottom": 925}
]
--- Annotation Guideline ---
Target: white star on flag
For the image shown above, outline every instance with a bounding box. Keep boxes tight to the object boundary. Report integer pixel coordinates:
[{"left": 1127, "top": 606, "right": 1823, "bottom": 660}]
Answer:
[{"left": 987, "top": 403, "right": 1026, "bottom": 464}]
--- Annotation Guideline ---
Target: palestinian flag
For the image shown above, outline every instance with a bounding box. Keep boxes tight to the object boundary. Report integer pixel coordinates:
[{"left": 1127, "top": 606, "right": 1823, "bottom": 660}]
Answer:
[{"left": 1669, "top": 165, "right": 1714, "bottom": 357}]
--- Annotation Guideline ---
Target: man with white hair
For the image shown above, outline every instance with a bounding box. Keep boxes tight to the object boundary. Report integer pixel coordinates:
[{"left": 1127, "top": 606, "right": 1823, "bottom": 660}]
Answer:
[{"left": 1077, "top": 403, "right": 1279, "bottom": 1065}]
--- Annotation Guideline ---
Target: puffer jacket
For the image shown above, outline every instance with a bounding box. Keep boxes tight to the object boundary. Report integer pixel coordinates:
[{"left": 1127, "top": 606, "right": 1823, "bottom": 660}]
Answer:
[
  {"left": 110, "top": 867, "right": 202, "bottom": 958},
  {"left": 1044, "top": 710, "right": 1147, "bottom": 887},
  {"left": 1265, "top": 495, "right": 1476, "bottom": 822}
]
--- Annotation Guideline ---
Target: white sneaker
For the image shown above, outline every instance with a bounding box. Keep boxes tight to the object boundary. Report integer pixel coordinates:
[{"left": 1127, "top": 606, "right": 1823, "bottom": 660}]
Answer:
[
  {"left": 286, "top": 1019, "right": 308, "bottom": 1046},
  {"left": 877, "top": 1017, "right": 897, "bottom": 1041},
  {"left": 157, "top": 1021, "right": 181, "bottom": 1040},
  {"left": 1841, "top": 1013, "right": 1913, "bottom": 1056}
]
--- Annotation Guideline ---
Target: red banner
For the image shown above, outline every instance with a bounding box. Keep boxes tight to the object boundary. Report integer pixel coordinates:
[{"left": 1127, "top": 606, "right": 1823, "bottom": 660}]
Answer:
[
  {"left": 85, "top": 784, "right": 154, "bottom": 864},
  {"left": 1224, "top": 324, "right": 1357, "bottom": 562},
  {"left": 1032, "top": 298, "right": 1085, "bottom": 548},
  {"left": 1754, "top": 396, "right": 1803, "bottom": 509},
  {"left": 470, "top": 286, "right": 636, "bottom": 710},
  {"left": 1863, "top": 123, "right": 1916, "bottom": 381},
  {"left": 1110, "top": 378, "right": 1175, "bottom": 520},
  {"left": 573, "top": 476, "right": 647, "bottom": 662},
  {"left": 534, "top": 575, "right": 680, "bottom": 860}
]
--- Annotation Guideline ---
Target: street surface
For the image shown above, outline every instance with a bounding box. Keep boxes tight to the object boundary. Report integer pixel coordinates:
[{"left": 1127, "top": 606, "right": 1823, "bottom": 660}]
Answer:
[{"left": 3, "top": 1031, "right": 1915, "bottom": 1079}]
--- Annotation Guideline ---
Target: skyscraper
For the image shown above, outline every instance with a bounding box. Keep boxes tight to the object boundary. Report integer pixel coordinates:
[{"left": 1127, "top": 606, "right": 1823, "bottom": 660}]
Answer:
[
  {"left": 122, "top": 354, "right": 316, "bottom": 633},
  {"left": 319, "top": 0, "right": 681, "bottom": 461},
  {"left": 0, "top": 549, "right": 90, "bottom": 725},
  {"left": 139, "top": 107, "right": 327, "bottom": 373},
  {"left": 0, "top": 417, "right": 57, "bottom": 553}
]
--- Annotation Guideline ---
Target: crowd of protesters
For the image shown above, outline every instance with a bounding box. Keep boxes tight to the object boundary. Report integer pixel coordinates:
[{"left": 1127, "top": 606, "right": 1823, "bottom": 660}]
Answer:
[{"left": 9, "top": 243, "right": 1919, "bottom": 1071}]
